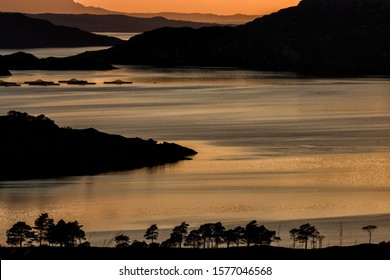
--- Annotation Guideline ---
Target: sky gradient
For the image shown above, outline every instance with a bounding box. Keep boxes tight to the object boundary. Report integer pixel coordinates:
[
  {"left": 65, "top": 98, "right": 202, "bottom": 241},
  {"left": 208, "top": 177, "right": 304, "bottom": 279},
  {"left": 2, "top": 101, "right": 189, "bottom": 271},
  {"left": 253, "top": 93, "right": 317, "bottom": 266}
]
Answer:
[{"left": 76, "top": 0, "right": 301, "bottom": 15}]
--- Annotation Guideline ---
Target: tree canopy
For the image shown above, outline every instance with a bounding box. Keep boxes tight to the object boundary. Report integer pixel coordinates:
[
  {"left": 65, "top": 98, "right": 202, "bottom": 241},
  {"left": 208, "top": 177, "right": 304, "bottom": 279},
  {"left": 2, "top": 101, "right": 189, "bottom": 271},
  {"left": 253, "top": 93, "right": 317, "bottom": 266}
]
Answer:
[
  {"left": 144, "top": 224, "right": 159, "bottom": 244},
  {"left": 362, "top": 225, "right": 377, "bottom": 244},
  {"left": 289, "top": 223, "right": 321, "bottom": 249},
  {"left": 6, "top": 221, "right": 36, "bottom": 247}
]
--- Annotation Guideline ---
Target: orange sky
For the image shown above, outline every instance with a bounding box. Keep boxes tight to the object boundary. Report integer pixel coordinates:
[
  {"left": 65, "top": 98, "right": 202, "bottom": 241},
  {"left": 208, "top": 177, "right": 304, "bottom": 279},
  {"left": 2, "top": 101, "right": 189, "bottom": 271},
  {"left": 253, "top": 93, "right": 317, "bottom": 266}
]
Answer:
[{"left": 75, "top": 0, "right": 301, "bottom": 15}]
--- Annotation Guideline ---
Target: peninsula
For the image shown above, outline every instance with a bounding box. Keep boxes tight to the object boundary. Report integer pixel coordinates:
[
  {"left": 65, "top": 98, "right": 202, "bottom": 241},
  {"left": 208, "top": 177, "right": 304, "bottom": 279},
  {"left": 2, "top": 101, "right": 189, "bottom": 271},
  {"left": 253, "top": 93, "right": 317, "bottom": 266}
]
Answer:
[
  {"left": 0, "top": 111, "right": 197, "bottom": 180},
  {"left": 0, "top": 12, "right": 123, "bottom": 49}
]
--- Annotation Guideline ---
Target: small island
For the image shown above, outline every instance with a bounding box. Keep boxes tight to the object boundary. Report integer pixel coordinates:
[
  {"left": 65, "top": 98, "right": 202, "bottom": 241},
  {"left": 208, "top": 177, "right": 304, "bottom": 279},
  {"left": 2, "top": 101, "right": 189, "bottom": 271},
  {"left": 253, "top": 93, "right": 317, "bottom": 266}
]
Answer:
[
  {"left": 0, "top": 111, "right": 197, "bottom": 180},
  {"left": 0, "top": 80, "right": 19, "bottom": 87}
]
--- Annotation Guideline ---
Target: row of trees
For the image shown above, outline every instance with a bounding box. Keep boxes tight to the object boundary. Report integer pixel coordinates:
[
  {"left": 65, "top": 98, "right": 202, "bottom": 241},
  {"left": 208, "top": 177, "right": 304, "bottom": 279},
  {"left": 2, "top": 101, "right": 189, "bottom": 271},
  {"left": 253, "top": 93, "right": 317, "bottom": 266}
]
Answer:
[
  {"left": 6, "top": 213, "right": 87, "bottom": 247},
  {"left": 5, "top": 214, "right": 377, "bottom": 248},
  {"left": 118, "top": 222, "right": 378, "bottom": 249},
  {"left": 289, "top": 223, "right": 324, "bottom": 249},
  {"left": 116, "top": 220, "right": 282, "bottom": 249}
]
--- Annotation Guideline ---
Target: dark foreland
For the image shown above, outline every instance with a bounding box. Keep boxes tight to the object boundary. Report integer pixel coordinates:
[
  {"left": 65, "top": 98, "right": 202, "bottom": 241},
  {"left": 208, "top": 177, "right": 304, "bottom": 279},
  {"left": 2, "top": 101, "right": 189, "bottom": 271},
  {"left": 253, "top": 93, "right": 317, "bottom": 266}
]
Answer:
[
  {"left": 0, "top": 12, "right": 123, "bottom": 49},
  {"left": 0, "top": 111, "right": 197, "bottom": 180},
  {"left": 26, "top": 13, "right": 221, "bottom": 33},
  {"left": 1, "top": 244, "right": 390, "bottom": 260}
]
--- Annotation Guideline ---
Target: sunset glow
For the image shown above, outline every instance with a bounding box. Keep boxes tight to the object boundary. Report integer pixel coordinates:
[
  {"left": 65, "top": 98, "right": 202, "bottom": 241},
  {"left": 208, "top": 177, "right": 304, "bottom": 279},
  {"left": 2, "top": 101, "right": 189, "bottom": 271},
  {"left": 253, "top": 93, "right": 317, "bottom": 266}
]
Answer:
[{"left": 76, "top": 0, "right": 301, "bottom": 15}]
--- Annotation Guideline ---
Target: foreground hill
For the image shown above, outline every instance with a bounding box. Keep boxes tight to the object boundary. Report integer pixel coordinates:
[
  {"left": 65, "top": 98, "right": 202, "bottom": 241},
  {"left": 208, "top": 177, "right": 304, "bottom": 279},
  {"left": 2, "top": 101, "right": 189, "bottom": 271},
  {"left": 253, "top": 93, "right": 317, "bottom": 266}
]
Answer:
[
  {"left": 0, "top": 12, "right": 123, "bottom": 48},
  {"left": 1, "top": 244, "right": 389, "bottom": 260},
  {"left": 27, "top": 13, "right": 221, "bottom": 33},
  {"left": 0, "top": 111, "right": 196, "bottom": 180}
]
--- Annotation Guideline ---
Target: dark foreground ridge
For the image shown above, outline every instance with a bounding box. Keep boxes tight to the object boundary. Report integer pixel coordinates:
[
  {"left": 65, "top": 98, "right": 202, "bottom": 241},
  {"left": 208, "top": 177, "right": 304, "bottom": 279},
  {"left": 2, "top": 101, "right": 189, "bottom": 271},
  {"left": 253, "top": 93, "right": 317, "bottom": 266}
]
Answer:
[
  {"left": 0, "top": 111, "right": 197, "bottom": 180},
  {"left": 1, "top": 244, "right": 389, "bottom": 260},
  {"left": 0, "top": 12, "right": 123, "bottom": 49}
]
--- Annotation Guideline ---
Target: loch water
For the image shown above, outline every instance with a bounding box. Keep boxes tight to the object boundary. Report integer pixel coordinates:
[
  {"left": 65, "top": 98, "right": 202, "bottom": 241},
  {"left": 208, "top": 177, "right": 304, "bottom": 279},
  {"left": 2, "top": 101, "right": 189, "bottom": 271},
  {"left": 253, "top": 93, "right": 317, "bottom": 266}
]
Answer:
[{"left": 1, "top": 52, "right": 390, "bottom": 246}]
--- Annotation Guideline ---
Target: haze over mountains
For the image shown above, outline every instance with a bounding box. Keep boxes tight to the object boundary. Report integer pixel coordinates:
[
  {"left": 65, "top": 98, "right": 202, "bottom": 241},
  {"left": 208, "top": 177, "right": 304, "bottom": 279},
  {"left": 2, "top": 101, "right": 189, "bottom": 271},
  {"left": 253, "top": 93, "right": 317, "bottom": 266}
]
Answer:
[
  {"left": 124, "top": 13, "right": 259, "bottom": 25},
  {"left": 0, "top": 0, "right": 259, "bottom": 24},
  {"left": 27, "top": 14, "right": 221, "bottom": 33},
  {"left": 0, "top": 0, "right": 114, "bottom": 15}
]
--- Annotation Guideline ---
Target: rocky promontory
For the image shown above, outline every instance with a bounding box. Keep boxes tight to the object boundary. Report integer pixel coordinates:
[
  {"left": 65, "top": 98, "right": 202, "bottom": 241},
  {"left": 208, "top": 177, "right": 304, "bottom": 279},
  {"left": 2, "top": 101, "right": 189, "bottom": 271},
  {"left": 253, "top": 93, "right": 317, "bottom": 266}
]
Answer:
[{"left": 0, "top": 111, "right": 197, "bottom": 180}]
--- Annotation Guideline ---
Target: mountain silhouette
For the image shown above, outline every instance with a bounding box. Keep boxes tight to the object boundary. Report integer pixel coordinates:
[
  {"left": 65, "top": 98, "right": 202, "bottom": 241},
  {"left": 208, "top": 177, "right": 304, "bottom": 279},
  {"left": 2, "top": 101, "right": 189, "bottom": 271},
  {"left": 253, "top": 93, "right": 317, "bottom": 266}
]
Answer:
[
  {"left": 123, "top": 12, "right": 259, "bottom": 25},
  {"left": 0, "top": 0, "right": 116, "bottom": 15},
  {"left": 90, "top": 0, "right": 389, "bottom": 74},
  {"left": 0, "top": 0, "right": 257, "bottom": 24},
  {"left": 27, "top": 13, "right": 220, "bottom": 33},
  {"left": 2, "top": 0, "right": 390, "bottom": 74},
  {"left": 0, "top": 12, "right": 122, "bottom": 48}
]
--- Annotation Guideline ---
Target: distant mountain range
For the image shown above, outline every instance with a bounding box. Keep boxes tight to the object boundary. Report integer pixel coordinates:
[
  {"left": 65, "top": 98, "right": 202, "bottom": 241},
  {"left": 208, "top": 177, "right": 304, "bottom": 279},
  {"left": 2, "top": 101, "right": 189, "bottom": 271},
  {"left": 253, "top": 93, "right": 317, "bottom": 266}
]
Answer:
[
  {"left": 26, "top": 13, "right": 221, "bottom": 33},
  {"left": 0, "top": 0, "right": 259, "bottom": 24},
  {"left": 0, "top": 0, "right": 115, "bottom": 15},
  {"left": 2, "top": 0, "right": 390, "bottom": 74},
  {"left": 0, "top": 12, "right": 122, "bottom": 49}
]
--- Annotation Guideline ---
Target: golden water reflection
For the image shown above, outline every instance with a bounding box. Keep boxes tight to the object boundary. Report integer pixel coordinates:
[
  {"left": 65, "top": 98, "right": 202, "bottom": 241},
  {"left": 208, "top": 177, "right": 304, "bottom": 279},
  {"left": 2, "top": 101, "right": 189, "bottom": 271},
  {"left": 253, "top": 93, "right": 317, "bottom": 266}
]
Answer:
[{"left": 1, "top": 141, "right": 389, "bottom": 244}]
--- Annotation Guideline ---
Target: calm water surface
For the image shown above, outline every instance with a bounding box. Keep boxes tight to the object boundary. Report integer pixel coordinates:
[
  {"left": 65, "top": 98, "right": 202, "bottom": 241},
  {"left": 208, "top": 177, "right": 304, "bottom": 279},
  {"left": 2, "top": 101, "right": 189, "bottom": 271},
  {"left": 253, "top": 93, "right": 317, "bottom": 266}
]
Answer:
[
  {"left": 0, "top": 32, "right": 137, "bottom": 58},
  {"left": 1, "top": 64, "right": 390, "bottom": 246}
]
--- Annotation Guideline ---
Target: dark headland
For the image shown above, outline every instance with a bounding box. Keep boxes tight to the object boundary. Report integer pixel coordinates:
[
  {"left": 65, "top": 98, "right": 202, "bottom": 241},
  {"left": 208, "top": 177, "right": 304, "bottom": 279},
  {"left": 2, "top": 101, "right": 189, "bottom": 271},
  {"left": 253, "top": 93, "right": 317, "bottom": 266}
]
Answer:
[
  {"left": 3, "top": 0, "right": 389, "bottom": 75},
  {"left": 0, "top": 111, "right": 197, "bottom": 180}
]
